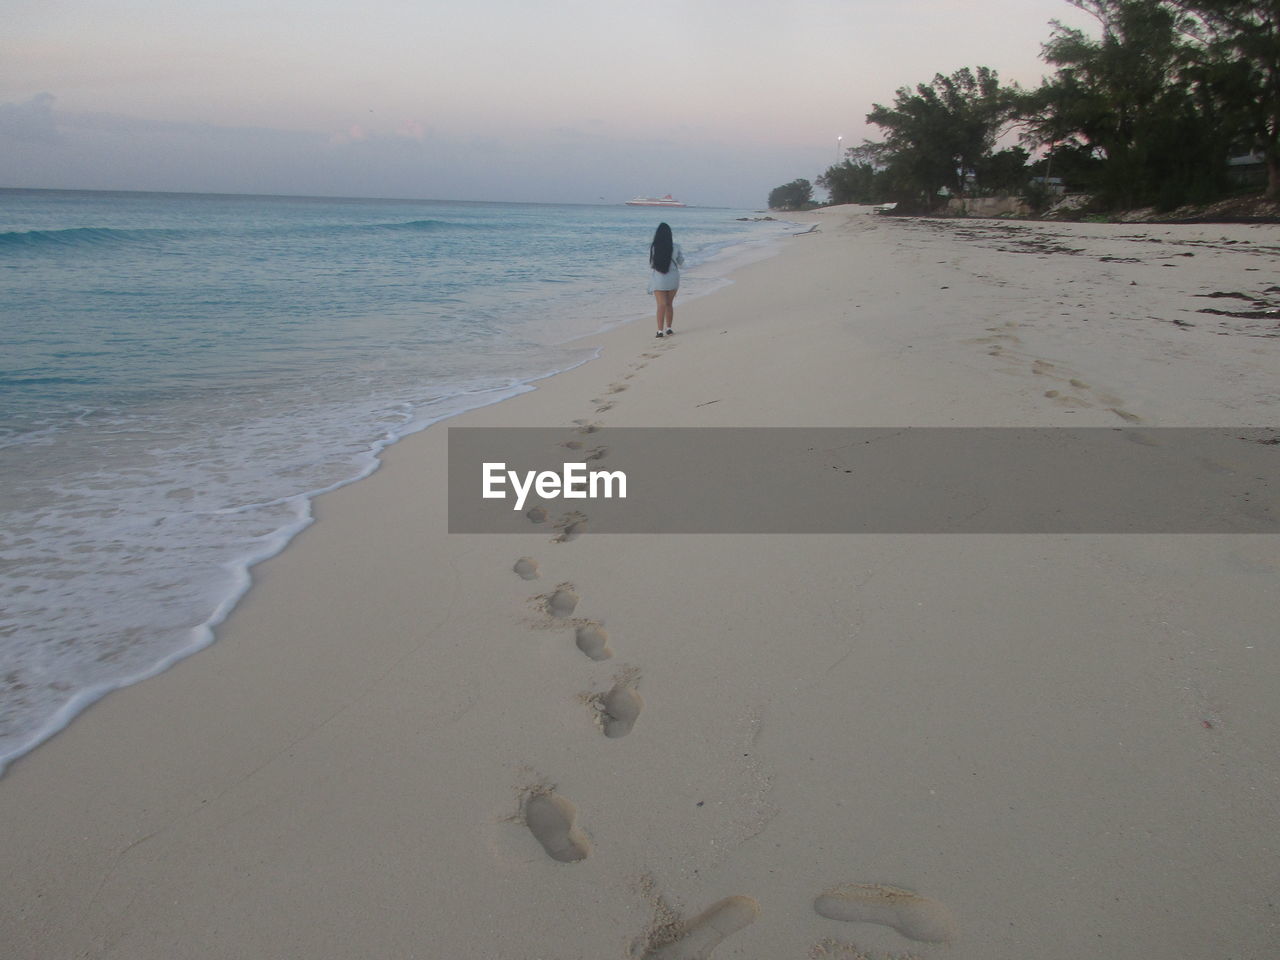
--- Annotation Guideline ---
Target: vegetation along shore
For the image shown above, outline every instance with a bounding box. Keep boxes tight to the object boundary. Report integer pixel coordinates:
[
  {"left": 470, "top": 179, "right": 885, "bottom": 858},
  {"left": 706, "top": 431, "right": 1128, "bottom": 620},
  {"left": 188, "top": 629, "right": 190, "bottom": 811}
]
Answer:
[{"left": 769, "top": 0, "right": 1279, "bottom": 222}]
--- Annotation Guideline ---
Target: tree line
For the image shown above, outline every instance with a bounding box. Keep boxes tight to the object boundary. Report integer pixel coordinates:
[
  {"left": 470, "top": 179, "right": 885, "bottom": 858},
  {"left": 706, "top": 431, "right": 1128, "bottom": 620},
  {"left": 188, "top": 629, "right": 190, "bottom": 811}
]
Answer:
[{"left": 768, "top": 0, "right": 1279, "bottom": 213}]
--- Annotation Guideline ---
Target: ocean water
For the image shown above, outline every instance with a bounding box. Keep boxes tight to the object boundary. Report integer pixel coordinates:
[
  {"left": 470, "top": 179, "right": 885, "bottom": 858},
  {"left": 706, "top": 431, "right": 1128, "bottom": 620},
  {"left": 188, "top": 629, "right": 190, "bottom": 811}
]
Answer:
[{"left": 0, "top": 188, "right": 793, "bottom": 773}]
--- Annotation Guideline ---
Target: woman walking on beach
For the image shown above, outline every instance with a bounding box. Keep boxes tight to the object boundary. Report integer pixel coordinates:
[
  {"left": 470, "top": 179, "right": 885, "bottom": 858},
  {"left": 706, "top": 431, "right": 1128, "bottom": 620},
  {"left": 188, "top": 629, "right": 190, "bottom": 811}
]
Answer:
[{"left": 648, "top": 222, "right": 683, "bottom": 337}]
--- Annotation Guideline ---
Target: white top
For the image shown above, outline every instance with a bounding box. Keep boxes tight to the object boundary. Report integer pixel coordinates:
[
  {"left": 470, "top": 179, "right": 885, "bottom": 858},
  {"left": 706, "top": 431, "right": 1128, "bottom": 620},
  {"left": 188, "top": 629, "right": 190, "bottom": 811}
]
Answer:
[{"left": 647, "top": 243, "right": 684, "bottom": 293}]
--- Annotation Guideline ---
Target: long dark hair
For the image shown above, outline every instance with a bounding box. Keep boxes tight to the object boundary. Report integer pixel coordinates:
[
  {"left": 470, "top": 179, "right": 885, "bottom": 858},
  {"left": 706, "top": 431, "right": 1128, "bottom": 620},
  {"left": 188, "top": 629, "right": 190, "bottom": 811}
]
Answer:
[{"left": 649, "top": 222, "right": 673, "bottom": 274}]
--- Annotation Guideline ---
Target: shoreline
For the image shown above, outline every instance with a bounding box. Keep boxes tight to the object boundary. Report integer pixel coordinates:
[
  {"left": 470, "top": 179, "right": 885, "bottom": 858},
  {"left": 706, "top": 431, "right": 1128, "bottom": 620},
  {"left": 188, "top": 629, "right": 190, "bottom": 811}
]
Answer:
[
  {"left": 0, "top": 202, "right": 796, "bottom": 776},
  {"left": 2, "top": 205, "right": 1277, "bottom": 959}
]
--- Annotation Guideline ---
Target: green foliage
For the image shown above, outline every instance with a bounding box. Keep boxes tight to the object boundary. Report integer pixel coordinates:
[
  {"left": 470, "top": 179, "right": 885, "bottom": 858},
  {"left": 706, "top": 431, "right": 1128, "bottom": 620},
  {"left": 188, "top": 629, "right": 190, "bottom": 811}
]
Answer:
[
  {"left": 770, "top": 0, "right": 1275, "bottom": 216},
  {"left": 767, "top": 179, "right": 815, "bottom": 210},
  {"left": 816, "top": 161, "right": 883, "bottom": 204},
  {"left": 975, "top": 147, "right": 1033, "bottom": 195},
  {"left": 1020, "top": 0, "right": 1229, "bottom": 208},
  {"left": 1171, "top": 0, "right": 1280, "bottom": 198},
  {"left": 1031, "top": 143, "right": 1105, "bottom": 193},
  {"left": 1022, "top": 178, "right": 1056, "bottom": 214},
  {"left": 862, "top": 67, "right": 1022, "bottom": 207}
]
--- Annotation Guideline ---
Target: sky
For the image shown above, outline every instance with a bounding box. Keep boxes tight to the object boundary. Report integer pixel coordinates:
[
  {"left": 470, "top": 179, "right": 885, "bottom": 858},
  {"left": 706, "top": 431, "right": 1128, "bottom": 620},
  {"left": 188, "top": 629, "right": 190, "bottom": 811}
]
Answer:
[{"left": 1, "top": 0, "right": 1099, "bottom": 208}]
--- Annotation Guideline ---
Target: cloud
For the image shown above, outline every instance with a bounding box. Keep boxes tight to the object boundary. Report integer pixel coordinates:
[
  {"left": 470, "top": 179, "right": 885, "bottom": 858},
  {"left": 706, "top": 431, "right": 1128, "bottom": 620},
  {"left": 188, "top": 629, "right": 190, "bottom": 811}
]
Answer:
[{"left": 0, "top": 92, "right": 61, "bottom": 144}]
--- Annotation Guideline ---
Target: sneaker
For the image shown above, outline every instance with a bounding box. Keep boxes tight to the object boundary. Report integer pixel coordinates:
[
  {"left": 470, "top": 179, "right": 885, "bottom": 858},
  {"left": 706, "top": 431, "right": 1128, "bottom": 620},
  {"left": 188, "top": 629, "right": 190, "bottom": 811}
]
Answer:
[
  {"left": 664, "top": 327, "right": 673, "bottom": 336},
  {"left": 655, "top": 331, "right": 664, "bottom": 338}
]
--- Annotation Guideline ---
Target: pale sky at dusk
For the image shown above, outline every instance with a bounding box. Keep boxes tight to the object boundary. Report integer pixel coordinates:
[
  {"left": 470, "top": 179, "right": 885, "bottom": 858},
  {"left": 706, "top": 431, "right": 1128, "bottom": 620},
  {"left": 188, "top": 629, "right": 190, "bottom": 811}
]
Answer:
[{"left": 2, "top": 0, "right": 1097, "bottom": 207}]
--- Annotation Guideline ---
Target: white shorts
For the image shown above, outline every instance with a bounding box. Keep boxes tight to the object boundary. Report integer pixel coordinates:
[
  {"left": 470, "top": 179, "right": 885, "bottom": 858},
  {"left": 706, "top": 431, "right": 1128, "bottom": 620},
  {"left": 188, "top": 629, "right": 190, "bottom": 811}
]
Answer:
[{"left": 648, "top": 267, "right": 679, "bottom": 294}]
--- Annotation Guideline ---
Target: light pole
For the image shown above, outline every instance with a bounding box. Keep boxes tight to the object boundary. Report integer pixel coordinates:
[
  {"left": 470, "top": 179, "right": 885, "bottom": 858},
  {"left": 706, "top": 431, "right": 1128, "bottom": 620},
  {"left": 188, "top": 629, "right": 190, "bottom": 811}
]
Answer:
[{"left": 836, "top": 135, "right": 843, "bottom": 164}]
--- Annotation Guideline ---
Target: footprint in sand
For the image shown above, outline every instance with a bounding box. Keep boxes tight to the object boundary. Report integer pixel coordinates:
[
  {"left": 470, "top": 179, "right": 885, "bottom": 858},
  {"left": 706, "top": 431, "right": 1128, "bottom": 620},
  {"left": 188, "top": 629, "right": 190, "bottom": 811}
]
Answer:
[
  {"left": 562, "top": 439, "right": 584, "bottom": 450},
  {"left": 513, "top": 557, "right": 540, "bottom": 581},
  {"left": 526, "top": 506, "right": 548, "bottom": 524},
  {"left": 641, "top": 895, "right": 760, "bottom": 960},
  {"left": 584, "top": 446, "right": 608, "bottom": 462},
  {"left": 596, "top": 401, "right": 616, "bottom": 413},
  {"left": 573, "top": 419, "right": 603, "bottom": 434},
  {"left": 972, "top": 333, "right": 1020, "bottom": 346},
  {"left": 607, "top": 383, "right": 628, "bottom": 394},
  {"left": 1108, "top": 407, "right": 1142, "bottom": 423},
  {"left": 589, "top": 672, "right": 642, "bottom": 737},
  {"left": 554, "top": 513, "right": 588, "bottom": 543},
  {"left": 523, "top": 790, "right": 590, "bottom": 863},
  {"left": 600, "top": 684, "right": 643, "bottom": 738},
  {"left": 813, "top": 882, "right": 956, "bottom": 944},
  {"left": 543, "top": 584, "right": 579, "bottom": 619},
  {"left": 807, "top": 938, "right": 884, "bottom": 959},
  {"left": 575, "top": 622, "right": 613, "bottom": 661},
  {"left": 1069, "top": 378, "right": 1090, "bottom": 389},
  {"left": 1046, "top": 391, "right": 1091, "bottom": 408},
  {"left": 1196, "top": 456, "right": 1236, "bottom": 476},
  {"left": 1126, "top": 430, "right": 1161, "bottom": 447}
]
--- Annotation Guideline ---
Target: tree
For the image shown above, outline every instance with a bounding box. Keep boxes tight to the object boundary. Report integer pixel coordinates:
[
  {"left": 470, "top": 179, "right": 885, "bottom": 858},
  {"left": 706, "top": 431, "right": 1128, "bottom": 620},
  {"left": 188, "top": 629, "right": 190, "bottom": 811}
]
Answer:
[
  {"left": 816, "top": 160, "right": 882, "bottom": 204},
  {"left": 768, "top": 0, "right": 1274, "bottom": 219},
  {"left": 975, "top": 146, "right": 1033, "bottom": 195},
  {"left": 1171, "top": 0, "right": 1280, "bottom": 198},
  {"left": 864, "top": 66, "right": 1016, "bottom": 206},
  {"left": 1022, "top": 0, "right": 1230, "bottom": 209},
  {"left": 767, "top": 179, "right": 814, "bottom": 210},
  {"left": 1027, "top": 141, "right": 1106, "bottom": 195}
]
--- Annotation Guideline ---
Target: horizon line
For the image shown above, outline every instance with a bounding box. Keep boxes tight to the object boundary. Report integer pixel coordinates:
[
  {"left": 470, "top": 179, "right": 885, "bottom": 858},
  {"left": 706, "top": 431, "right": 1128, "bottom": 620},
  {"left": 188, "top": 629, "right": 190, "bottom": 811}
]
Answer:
[{"left": 0, "top": 184, "right": 746, "bottom": 210}]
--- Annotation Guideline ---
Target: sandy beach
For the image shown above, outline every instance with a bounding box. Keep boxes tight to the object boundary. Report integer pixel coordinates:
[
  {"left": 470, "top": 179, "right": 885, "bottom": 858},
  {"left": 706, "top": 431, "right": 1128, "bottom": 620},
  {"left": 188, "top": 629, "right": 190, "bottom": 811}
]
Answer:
[{"left": 2, "top": 205, "right": 1277, "bottom": 959}]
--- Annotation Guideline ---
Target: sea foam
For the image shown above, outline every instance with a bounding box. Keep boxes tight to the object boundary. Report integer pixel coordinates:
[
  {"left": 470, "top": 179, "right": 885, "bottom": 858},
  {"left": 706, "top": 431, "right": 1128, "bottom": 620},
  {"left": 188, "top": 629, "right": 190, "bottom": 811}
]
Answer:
[{"left": 0, "top": 188, "right": 794, "bottom": 772}]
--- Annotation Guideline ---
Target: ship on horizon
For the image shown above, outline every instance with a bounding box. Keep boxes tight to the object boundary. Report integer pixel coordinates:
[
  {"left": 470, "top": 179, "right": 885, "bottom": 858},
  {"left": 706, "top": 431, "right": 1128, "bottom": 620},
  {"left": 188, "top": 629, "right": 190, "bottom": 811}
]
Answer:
[{"left": 625, "top": 194, "right": 687, "bottom": 207}]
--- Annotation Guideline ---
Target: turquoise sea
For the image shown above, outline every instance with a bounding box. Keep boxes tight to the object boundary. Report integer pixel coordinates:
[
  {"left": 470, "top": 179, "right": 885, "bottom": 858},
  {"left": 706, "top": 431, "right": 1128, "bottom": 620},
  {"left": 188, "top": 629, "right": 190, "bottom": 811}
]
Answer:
[{"left": 0, "top": 188, "right": 793, "bottom": 773}]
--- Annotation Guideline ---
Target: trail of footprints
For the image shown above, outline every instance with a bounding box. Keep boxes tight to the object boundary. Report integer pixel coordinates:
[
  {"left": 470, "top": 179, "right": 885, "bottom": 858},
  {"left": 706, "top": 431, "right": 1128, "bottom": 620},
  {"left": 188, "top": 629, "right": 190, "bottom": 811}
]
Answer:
[
  {"left": 504, "top": 351, "right": 955, "bottom": 956},
  {"left": 974, "top": 322, "right": 1143, "bottom": 423}
]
